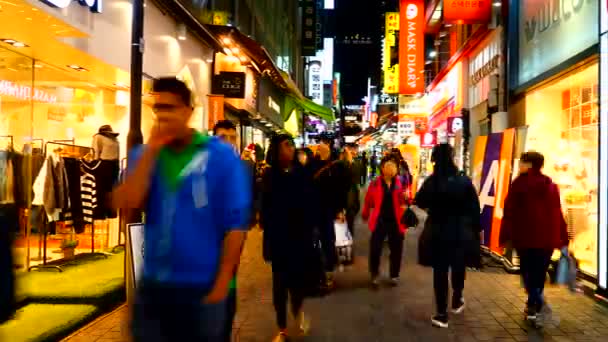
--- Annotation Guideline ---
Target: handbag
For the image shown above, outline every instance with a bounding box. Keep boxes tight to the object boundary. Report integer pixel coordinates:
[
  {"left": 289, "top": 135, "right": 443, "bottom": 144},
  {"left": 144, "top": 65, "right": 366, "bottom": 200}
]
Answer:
[
  {"left": 401, "top": 206, "right": 419, "bottom": 228},
  {"left": 556, "top": 248, "right": 577, "bottom": 290},
  {"left": 417, "top": 218, "right": 433, "bottom": 267}
]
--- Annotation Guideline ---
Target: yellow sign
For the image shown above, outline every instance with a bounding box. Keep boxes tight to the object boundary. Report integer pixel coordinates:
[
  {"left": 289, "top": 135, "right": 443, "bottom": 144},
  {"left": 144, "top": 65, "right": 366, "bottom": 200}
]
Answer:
[{"left": 383, "top": 12, "right": 399, "bottom": 94}]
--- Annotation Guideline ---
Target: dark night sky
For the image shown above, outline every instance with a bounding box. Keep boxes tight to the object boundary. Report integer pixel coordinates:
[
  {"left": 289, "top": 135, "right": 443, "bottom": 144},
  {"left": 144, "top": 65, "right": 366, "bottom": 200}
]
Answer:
[{"left": 333, "top": 0, "right": 385, "bottom": 105}]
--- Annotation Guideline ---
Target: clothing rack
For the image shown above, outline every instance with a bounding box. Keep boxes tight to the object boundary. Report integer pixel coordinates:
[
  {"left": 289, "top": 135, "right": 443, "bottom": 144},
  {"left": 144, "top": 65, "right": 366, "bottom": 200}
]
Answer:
[{"left": 30, "top": 140, "right": 108, "bottom": 272}]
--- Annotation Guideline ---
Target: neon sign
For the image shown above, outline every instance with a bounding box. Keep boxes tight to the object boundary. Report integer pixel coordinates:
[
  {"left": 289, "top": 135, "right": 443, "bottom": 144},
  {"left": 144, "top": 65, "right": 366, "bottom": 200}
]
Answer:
[
  {"left": 41, "top": 0, "right": 103, "bottom": 13},
  {"left": 0, "top": 80, "right": 58, "bottom": 103}
]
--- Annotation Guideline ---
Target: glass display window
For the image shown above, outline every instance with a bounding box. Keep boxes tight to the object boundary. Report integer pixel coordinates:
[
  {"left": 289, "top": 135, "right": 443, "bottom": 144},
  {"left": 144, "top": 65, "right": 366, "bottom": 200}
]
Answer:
[{"left": 525, "top": 62, "right": 599, "bottom": 276}]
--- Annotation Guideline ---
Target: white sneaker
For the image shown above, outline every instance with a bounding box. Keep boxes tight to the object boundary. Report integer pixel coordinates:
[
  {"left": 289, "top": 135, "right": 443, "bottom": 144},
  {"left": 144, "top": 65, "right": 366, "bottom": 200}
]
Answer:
[
  {"left": 390, "top": 277, "right": 400, "bottom": 286},
  {"left": 451, "top": 298, "right": 465, "bottom": 314}
]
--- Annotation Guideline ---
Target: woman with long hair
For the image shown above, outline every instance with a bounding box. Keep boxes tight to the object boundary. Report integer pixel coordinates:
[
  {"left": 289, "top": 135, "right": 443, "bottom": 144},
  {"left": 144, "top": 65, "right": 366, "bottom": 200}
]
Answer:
[
  {"left": 362, "top": 155, "right": 408, "bottom": 287},
  {"left": 414, "top": 144, "right": 481, "bottom": 328},
  {"left": 261, "top": 134, "right": 318, "bottom": 342}
]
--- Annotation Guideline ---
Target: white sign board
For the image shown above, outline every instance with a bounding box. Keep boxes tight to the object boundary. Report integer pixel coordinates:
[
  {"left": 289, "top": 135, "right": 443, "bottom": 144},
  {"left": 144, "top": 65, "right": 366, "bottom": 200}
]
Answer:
[
  {"left": 128, "top": 223, "right": 145, "bottom": 288},
  {"left": 518, "top": 0, "right": 598, "bottom": 85},
  {"left": 397, "top": 121, "right": 415, "bottom": 137}
]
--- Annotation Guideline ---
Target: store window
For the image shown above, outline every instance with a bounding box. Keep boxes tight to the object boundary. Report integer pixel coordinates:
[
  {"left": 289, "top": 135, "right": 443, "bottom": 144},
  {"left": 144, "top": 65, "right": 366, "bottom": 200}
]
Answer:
[
  {"left": 0, "top": 46, "right": 34, "bottom": 269},
  {"left": 525, "top": 62, "right": 599, "bottom": 276}
]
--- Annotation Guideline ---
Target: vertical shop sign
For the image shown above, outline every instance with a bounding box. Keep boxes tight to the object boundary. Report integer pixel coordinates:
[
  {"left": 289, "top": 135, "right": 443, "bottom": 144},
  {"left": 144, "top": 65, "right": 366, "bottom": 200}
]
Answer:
[
  {"left": 383, "top": 12, "right": 400, "bottom": 94},
  {"left": 207, "top": 94, "right": 225, "bottom": 129},
  {"left": 302, "top": 0, "right": 317, "bottom": 56},
  {"left": 489, "top": 128, "right": 515, "bottom": 253},
  {"left": 444, "top": 0, "right": 492, "bottom": 24},
  {"left": 399, "top": 0, "right": 425, "bottom": 95},
  {"left": 370, "top": 112, "right": 378, "bottom": 128},
  {"left": 315, "top": 0, "right": 324, "bottom": 50},
  {"left": 309, "top": 60, "right": 323, "bottom": 105}
]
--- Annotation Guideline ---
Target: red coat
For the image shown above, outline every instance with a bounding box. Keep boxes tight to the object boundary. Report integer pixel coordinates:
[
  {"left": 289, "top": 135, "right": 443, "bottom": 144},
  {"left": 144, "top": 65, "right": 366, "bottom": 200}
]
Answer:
[
  {"left": 499, "top": 171, "right": 569, "bottom": 250},
  {"left": 362, "top": 177, "right": 407, "bottom": 234}
]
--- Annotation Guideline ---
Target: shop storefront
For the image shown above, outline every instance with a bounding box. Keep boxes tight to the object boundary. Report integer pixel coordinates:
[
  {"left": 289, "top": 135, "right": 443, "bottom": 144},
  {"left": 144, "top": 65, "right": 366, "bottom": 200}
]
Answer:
[
  {"left": 507, "top": 0, "right": 601, "bottom": 281},
  {"left": 426, "top": 61, "right": 466, "bottom": 167},
  {"left": 1, "top": 0, "right": 215, "bottom": 271},
  {"left": 468, "top": 27, "right": 504, "bottom": 144}
]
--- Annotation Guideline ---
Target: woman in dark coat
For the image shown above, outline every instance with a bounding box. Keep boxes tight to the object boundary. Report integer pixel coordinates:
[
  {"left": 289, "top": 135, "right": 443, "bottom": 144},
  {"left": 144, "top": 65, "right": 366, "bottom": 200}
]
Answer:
[
  {"left": 415, "top": 144, "right": 481, "bottom": 329},
  {"left": 261, "top": 134, "right": 318, "bottom": 342}
]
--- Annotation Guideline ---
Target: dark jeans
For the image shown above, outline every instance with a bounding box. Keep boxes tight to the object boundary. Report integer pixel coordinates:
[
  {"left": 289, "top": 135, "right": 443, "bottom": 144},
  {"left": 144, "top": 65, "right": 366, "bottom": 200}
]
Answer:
[
  {"left": 320, "top": 216, "right": 337, "bottom": 272},
  {"left": 272, "top": 268, "right": 304, "bottom": 330},
  {"left": 132, "top": 282, "right": 227, "bottom": 342},
  {"left": 223, "top": 290, "right": 237, "bottom": 342},
  {"left": 518, "top": 248, "right": 553, "bottom": 311},
  {"left": 361, "top": 169, "right": 368, "bottom": 185},
  {"left": 433, "top": 246, "right": 466, "bottom": 315},
  {"left": 347, "top": 215, "right": 356, "bottom": 239},
  {"left": 369, "top": 222, "right": 404, "bottom": 278}
]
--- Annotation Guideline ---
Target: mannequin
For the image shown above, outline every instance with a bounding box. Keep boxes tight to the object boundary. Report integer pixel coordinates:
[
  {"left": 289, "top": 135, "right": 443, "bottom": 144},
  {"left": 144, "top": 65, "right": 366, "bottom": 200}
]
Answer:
[{"left": 89, "top": 125, "right": 120, "bottom": 219}]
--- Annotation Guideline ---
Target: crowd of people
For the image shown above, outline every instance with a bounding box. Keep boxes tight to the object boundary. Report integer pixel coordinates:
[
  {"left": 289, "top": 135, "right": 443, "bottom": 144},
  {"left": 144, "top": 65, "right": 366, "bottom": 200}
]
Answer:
[{"left": 0, "top": 77, "right": 571, "bottom": 341}]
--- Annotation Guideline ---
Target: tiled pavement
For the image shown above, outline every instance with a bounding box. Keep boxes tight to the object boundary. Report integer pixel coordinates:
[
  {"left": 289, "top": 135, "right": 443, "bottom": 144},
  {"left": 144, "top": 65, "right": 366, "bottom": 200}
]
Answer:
[{"left": 64, "top": 216, "right": 608, "bottom": 342}]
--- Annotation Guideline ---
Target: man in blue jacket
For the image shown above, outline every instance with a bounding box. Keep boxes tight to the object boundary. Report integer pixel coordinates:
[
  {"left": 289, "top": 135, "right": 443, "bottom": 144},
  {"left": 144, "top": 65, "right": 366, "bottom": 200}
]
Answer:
[{"left": 113, "top": 77, "right": 251, "bottom": 341}]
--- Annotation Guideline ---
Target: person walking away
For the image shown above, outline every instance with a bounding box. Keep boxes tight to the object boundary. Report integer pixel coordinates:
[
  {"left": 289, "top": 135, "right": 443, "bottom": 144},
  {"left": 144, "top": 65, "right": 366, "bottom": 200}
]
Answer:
[
  {"left": 261, "top": 134, "right": 318, "bottom": 342},
  {"left": 310, "top": 138, "right": 349, "bottom": 289},
  {"left": 212, "top": 119, "right": 253, "bottom": 341},
  {"left": 499, "top": 151, "right": 569, "bottom": 326},
  {"left": 362, "top": 156, "right": 407, "bottom": 287},
  {"left": 342, "top": 144, "right": 361, "bottom": 238},
  {"left": 369, "top": 152, "right": 378, "bottom": 179},
  {"left": 415, "top": 143, "right": 481, "bottom": 329},
  {"left": 113, "top": 77, "right": 251, "bottom": 342},
  {"left": 360, "top": 151, "right": 369, "bottom": 185}
]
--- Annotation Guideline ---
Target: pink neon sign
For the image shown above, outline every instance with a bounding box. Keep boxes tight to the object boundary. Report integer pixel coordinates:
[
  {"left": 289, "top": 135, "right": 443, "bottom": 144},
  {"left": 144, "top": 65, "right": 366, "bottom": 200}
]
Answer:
[{"left": 0, "top": 80, "right": 57, "bottom": 103}]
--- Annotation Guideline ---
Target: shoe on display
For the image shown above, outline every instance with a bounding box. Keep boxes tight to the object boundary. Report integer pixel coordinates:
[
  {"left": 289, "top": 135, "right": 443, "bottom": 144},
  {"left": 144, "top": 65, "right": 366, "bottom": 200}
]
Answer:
[
  {"left": 451, "top": 297, "right": 465, "bottom": 314},
  {"left": 297, "top": 311, "right": 311, "bottom": 335},
  {"left": 272, "top": 331, "right": 288, "bottom": 342},
  {"left": 431, "top": 314, "right": 449, "bottom": 328}
]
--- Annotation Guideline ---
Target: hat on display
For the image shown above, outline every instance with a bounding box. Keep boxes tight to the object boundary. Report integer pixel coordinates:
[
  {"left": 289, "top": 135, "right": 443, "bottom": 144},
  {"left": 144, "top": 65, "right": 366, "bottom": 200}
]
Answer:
[{"left": 98, "top": 125, "right": 119, "bottom": 137}]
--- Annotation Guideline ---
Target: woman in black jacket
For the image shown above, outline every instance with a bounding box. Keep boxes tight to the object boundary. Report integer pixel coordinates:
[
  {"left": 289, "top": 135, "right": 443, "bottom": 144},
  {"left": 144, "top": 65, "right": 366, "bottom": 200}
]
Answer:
[
  {"left": 261, "top": 134, "right": 318, "bottom": 342},
  {"left": 415, "top": 144, "right": 481, "bottom": 329}
]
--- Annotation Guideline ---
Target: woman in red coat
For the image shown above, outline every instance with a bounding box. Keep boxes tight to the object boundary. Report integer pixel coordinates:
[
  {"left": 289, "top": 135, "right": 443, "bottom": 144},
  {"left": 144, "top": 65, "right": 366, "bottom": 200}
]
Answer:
[
  {"left": 500, "top": 151, "right": 569, "bottom": 325},
  {"left": 362, "top": 156, "right": 407, "bottom": 287}
]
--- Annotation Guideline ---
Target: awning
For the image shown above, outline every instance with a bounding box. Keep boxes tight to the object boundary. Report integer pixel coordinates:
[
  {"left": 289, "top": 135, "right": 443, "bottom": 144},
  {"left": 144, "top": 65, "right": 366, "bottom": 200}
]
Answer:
[
  {"left": 284, "top": 95, "right": 334, "bottom": 123},
  {"left": 206, "top": 25, "right": 335, "bottom": 123}
]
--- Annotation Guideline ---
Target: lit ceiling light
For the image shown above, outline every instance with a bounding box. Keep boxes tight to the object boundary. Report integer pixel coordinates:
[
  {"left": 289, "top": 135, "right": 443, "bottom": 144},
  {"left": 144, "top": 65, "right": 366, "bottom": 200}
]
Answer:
[
  {"left": 1, "top": 39, "right": 15, "bottom": 44},
  {"left": 223, "top": 47, "right": 232, "bottom": 55},
  {"left": 429, "top": 50, "right": 437, "bottom": 58},
  {"left": 231, "top": 47, "right": 240, "bottom": 54},
  {"left": 439, "top": 31, "right": 448, "bottom": 38},
  {"left": 34, "top": 64, "right": 43, "bottom": 68},
  {"left": 425, "top": 60, "right": 432, "bottom": 65},
  {"left": 206, "top": 58, "right": 213, "bottom": 63},
  {"left": 265, "top": 123, "right": 272, "bottom": 127},
  {"left": 1, "top": 39, "right": 29, "bottom": 48},
  {"left": 12, "top": 42, "right": 27, "bottom": 48},
  {"left": 222, "top": 37, "right": 232, "bottom": 45},
  {"left": 67, "top": 64, "right": 88, "bottom": 71},
  {"left": 239, "top": 56, "right": 248, "bottom": 63},
  {"left": 493, "top": 0, "right": 502, "bottom": 6}
]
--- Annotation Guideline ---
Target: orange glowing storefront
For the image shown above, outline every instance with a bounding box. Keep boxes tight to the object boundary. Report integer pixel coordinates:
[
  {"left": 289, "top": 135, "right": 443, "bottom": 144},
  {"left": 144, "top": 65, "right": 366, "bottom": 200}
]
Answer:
[{"left": 426, "top": 61, "right": 466, "bottom": 166}]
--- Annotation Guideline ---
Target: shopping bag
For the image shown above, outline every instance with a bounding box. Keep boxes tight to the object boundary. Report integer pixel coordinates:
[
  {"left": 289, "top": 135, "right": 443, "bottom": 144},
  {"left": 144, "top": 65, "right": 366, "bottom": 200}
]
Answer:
[
  {"left": 401, "top": 206, "right": 419, "bottom": 228},
  {"left": 556, "top": 248, "right": 577, "bottom": 290},
  {"left": 334, "top": 221, "right": 353, "bottom": 247},
  {"left": 418, "top": 218, "right": 433, "bottom": 267}
]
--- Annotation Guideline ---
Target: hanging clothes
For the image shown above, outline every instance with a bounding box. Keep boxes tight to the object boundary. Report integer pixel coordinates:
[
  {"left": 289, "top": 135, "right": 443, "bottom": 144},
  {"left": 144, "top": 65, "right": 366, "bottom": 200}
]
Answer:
[
  {"left": 82, "top": 159, "right": 116, "bottom": 219},
  {"left": 32, "top": 155, "right": 70, "bottom": 221},
  {"left": 63, "top": 158, "right": 85, "bottom": 233},
  {"left": 80, "top": 168, "right": 97, "bottom": 225}
]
